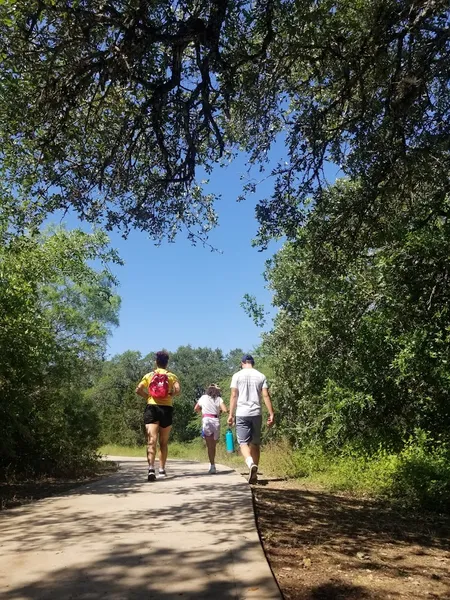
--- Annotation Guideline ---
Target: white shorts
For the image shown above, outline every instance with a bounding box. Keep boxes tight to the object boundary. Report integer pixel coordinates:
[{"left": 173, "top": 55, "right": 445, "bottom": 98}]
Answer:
[{"left": 202, "top": 417, "right": 220, "bottom": 441}]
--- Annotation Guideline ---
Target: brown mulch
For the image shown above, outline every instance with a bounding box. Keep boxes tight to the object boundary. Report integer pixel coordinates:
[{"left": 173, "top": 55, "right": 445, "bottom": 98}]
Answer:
[{"left": 253, "top": 479, "right": 450, "bottom": 600}]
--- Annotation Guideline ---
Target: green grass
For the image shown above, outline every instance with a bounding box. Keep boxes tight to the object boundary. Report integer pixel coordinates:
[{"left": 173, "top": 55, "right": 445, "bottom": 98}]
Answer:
[
  {"left": 99, "top": 440, "right": 243, "bottom": 468},
  {"left": 99, "top": 437, "right": 450, "bottom": 512},
  {"left": 99, "top": 439, "right": 319, "bottom": 477},
  {"left": 100, "top": 438, "right": 294, "bottom": 474},
  {"left": 99, "top": 444, "right": 146, "bottom": 457},
  {"left": 285, "top": 440, "right": 450, "bottom": 512}
]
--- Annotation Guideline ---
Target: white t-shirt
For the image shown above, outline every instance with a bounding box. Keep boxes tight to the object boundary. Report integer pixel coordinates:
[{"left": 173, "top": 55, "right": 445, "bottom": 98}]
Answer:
[
  {"left": 198, "top": 394, "right": 222, "bottom": 417},
  {"left": 230, "top": 368, "right": 268, "bottom": 417}
]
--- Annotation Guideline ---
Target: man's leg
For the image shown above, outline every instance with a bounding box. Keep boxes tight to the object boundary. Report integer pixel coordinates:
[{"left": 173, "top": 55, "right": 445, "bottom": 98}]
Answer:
[
  {"left": 239, "top": 442, "right": 252, "bottom": 460},
  {"left": 236, "top": 417, "right": 259, "bottom": 483},
  {"left": 239, "top": 442, "right": 258, "bottom": 467},
  {"left": 158, "top": 425, "right": 172, "bottom": 470},
  {"left": 236, "top": 417, "right": 253, "bottom": 463},
  {"left": 250, "top": 443, "right": 260, "bottom": 466},
  {"left": 240, "top": 442, "right": 258, "bottom": 483},
  {"left": 247, "top": 417, "right": 262, "bottom": 483}
]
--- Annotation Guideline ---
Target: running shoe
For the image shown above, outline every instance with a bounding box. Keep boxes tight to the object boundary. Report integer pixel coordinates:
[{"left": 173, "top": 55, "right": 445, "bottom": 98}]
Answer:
[
  {"left": 248, "top": 464, "right": 258, "bottom": 484},
  {"left": 147, "top": 468, "right": 156, "bottom": 482},
  {"left": 208, "top": 465, "right": 217, "bottom": 474},
  {"left": 158, "top": 469, "right": 166, "bottom": 478}
]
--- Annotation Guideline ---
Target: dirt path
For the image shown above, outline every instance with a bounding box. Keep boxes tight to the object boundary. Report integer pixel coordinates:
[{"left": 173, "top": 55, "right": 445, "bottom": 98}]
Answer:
[
  {"left": 253, "top": 480, "right": 450, "bottom": 600},
  {"left": 0, "top": 458, "right": 281, "bottom": 600}
]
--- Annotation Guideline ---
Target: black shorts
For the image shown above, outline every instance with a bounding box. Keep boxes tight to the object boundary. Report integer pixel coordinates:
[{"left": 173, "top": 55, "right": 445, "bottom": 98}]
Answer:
[{"left": 143, "top": 404, "right": 173, "bottom": 428}]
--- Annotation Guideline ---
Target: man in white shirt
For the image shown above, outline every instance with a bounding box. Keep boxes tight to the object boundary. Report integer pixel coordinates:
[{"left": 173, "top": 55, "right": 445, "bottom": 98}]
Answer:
[{"left": 227, "top": 354, "right": 275, "bottom": 483}]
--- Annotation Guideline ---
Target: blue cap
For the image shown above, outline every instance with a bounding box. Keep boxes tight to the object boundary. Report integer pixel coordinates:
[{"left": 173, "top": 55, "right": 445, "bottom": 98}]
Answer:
[{"left": 241, "top": 354, "right": 255, "bottom": 364}]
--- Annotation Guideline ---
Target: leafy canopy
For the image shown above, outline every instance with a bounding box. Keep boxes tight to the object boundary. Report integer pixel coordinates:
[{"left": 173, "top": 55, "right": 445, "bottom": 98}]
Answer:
[{"left": 1, "top": 1, "right": 448, "bottom": 244}]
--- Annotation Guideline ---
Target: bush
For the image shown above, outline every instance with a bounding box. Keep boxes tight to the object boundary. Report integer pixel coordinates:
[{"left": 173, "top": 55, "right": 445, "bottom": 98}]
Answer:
[
  {"left": 386, "top": 436, "right": 450, "bottom": 512},
  {"left": 287, "top": 432, "right": 450, "bottom": 512}
]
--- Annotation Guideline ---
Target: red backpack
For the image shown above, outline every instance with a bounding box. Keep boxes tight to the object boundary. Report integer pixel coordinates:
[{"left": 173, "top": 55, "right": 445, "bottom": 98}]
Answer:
[{"left": 148, "top": 371, "right": 170, "bottom": 399}]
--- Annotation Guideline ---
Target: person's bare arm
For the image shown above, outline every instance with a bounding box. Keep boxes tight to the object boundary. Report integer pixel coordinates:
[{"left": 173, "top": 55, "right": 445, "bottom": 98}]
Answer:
[
  {"left": 227, "top": 388, "right": 238, "bottom": 425},
  {"left": 172, "top": 381, "right": 181, "bottom": 396},
  {"left": 220, "top": 401, "right": 228, "bottom": 414},
  {"left": 135, "top": 382, "right": 148, "bottom": 400},
  {"left": 262, "top": 388, "right": 275, "bottom": 427},
  {"left": 194, "top": 402, "right": 201, "bottom": 413}
]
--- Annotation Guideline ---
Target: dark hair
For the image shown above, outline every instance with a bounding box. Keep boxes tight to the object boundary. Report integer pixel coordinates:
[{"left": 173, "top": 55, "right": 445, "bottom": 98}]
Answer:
[
  {"left": 155, "top": 350, "right": 169, "bottom": 368},
  {"left": 241, "top": 354, "right": 255, "bottom": 366},
  {"left": 206, "top": 384, "right": 221, "bottom": 399}
]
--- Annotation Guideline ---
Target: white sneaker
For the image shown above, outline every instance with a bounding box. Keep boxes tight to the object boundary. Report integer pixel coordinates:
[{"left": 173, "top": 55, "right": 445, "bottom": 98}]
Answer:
[
  {"left": 158, "top": 469, "right": 166, "bottom": 478},
  {"left": 248, "top": 464, "right": 258, "bottom": 484},
  {"left": 208, "top": 465, "right": 217, "bottom": 474}
]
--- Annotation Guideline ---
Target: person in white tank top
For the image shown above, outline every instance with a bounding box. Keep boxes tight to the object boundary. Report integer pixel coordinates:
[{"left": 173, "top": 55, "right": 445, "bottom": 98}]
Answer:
[{"left": 194, "top": 384, "right": 228, "bottom": 474}]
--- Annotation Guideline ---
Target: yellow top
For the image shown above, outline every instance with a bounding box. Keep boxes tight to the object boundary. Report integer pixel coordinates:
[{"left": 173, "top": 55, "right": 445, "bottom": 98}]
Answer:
[{"left": 140, "top": 368, "right": 179, "bottom": 406}]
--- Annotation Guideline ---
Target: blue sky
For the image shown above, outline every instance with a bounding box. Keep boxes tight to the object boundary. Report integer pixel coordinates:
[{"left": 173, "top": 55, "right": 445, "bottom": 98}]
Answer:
[{"left": 61, "top": 153, "right": 283, "bottom": 358}]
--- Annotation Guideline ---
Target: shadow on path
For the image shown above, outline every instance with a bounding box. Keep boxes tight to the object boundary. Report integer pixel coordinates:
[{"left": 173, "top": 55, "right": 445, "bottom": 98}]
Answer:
[
  {"left": 3, "top": 541, "right": 268, "bottom": 600},
  {"left": 1, "top": 459, "right": 281, "bottom": 599}
]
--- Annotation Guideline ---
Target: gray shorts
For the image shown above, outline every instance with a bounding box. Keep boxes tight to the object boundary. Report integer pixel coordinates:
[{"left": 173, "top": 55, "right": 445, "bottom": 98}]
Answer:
[{"left": 236, "top": 415, "right": 262, "bottom": 445}]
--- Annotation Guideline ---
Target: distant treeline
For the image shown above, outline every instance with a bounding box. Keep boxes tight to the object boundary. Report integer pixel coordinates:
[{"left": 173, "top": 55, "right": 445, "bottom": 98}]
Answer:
[{"left": 86, "top": 346, "right": 249, "bottom": 446}]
